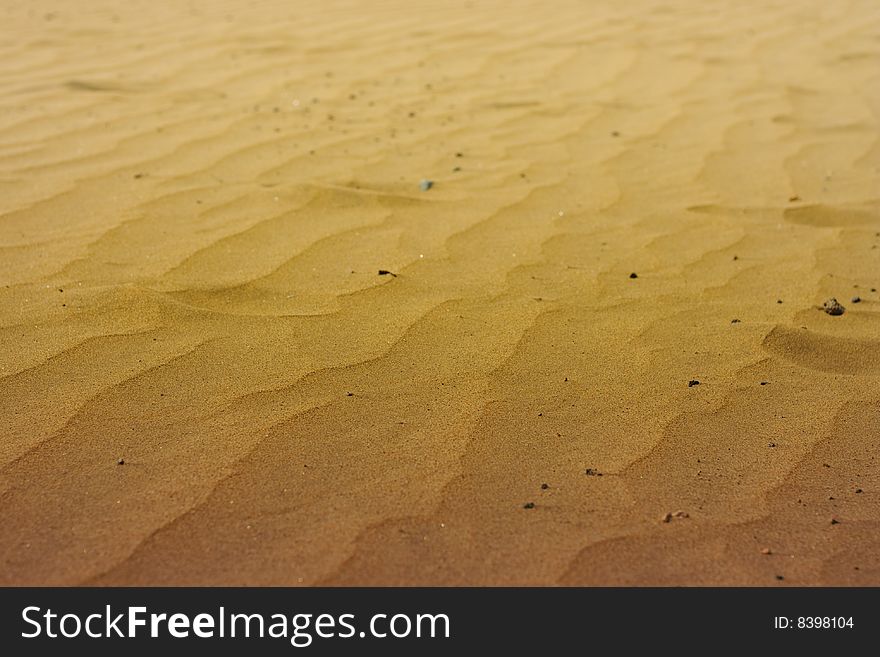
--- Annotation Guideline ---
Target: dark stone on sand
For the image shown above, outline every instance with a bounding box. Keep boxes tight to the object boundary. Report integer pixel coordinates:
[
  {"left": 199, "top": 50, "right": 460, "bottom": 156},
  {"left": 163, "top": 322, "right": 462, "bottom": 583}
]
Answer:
[
  {"left": 760, "top": 381, "right": 769, "bottom": 385},
  {"left": 731, "top": 319, "right": 741, "bottom": 323},
  {"left": 822, "top": 298, "right": 845, "bottom": 315},
  {"left": 523, "top": 502, "right": 535, "bottom": 509},
  {"left": 455, "top": 152, "right": 463, "bottom": 157},
  {"left": 776, "top": 299, "right": 783, "bottom": 304},
  {"left": 584, "top": 468, "right": 603, "bottom": 476},
  {"left": 855, "top": 488, "right": 863, "bottom": 494},
  {"left": 629, "top": 272, "right": 638, "bottom": 279},
  {"left": 775, "top": 575, "right": 785, "bottom": 581},
  {"left": 452, "top": 166, "right": 461, "bottom": 172},
  {"left": 419, "top": 179, "right": 433, "bottom": 191},
  {"left": 831, "top": 518, "right": 840, "bottom": 525},
  {"left": 688, "top": 380, "right": 700, "bottom": 387},
  {"left": 378, "top": 269, "right": 397, "bottom": 277},
  {"left": 541, "top": 483, "right": 549, "bottom": 490},
  {"left": 346, "top": 392, "right": 354, "bottom": 397},
  {"left": 852, "top": 296, "right": 861, "bottom": 303},
  {"left": 768, "top": 442, "right": 776, "bottom": 448},
  {"left": 117, "top": 459, "right": 125, "bottom": 465}
]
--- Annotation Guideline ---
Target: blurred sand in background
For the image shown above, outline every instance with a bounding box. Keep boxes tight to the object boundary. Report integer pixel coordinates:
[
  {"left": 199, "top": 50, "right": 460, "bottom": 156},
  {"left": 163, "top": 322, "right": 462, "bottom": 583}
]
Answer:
[{"left": 0, "top": 0, "right": 878, "bottom": 585}]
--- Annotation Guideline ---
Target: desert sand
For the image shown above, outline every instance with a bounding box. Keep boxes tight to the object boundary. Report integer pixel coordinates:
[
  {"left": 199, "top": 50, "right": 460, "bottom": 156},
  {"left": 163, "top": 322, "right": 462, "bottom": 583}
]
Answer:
[{"left": 1, "top": 0, "right": 878, "bottom": 586}]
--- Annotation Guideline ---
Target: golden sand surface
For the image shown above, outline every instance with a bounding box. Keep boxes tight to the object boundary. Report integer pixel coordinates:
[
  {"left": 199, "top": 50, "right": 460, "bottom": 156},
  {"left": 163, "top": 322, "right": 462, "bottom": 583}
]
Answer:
[{"left": 1, "top": 0, "right": 878, "bottom": 585}]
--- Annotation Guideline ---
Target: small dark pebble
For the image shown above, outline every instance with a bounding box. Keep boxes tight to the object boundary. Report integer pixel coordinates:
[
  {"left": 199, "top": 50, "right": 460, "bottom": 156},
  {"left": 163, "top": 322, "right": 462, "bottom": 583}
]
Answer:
[
  {"left": 346, "top": 392, "right": 354, "bottom": 397},
  {"left": 776, "top": 299, "right": 783, "bottom": 304},
  {"left": 831, "top": 518, "right": 840, "bottom": 525},
  {"left": 688, "top": 380, "right": 700, "bottom": 387},
  {"left": 731, "top": 318, "right": 741, "bottom": 323},
  {"left": 768, "top": 442, "right": 777, "bottom": 448},
  {"left": 452, "top": 166, "right": 461, "bottom": 172},
  {"left": 584, "top": 468, "right": 603, "bottom": 476},
  {"left": 611, "top": 131, "right": 620, "bottom": 137},
  {"left": 851, "top": 296, "right": 861, "bottom": 303},
  {"left": 822, "top": 298, "right": 845, "bottom": 315},
  {"left": 541, "top": 483, "right": 549, "bottom": 490},
  {"left": 855, "top": 488, "right": 863, "bottom": 494},
  {"left": 760, "top": 381, "right": 769, "bottom": 386},
  {"left": 378, "top": 269, "right": 397, "bottom": 277},
  {"left": 523, "top": 502, "right": 535, "bottom": 509},
  {"left": 117, "top": 459, "right": 125, "bottom": 465},
  {"left": 733, "top": 255, "right": 739, "bottom": 261},
  {"left": 788, "top": 195, "right": 800, "bottom": 202},
  {"left": 775, "top": 575, "right": 785, "bottom": 581},
  {"left": 455, "top": 152, "right": 463, "bottom": 158},
  {"left": 629, "top": 272, "right": 638, "bottom": 279},
  {"left": 133, "top": 173, "right": 145, "bottom": 179},
  {"left": 419, "top": 179, "right": 433, "bottom": 191}
]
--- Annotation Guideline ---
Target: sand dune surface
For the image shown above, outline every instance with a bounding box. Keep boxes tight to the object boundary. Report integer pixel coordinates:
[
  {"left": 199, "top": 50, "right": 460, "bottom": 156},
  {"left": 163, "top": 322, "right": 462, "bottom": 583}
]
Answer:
[{"left": 1, "top": 0, "right": 879, "bottom": 585}]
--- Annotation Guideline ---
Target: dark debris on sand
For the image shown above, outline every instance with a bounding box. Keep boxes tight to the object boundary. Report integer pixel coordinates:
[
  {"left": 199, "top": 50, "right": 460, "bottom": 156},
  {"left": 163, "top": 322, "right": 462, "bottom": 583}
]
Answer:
[
  {"left": 822, "top": 298, "right": 845, "bottom": 316},
  {"left": 661, "top": 510, "right": 689, "bottom": 523}
]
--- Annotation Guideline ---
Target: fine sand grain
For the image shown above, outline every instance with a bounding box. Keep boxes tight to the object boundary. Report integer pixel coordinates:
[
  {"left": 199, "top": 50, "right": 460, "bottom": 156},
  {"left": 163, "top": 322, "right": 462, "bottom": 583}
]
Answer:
[{"left": 1, "top": 0, "right": 879, "bottom": 585}]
